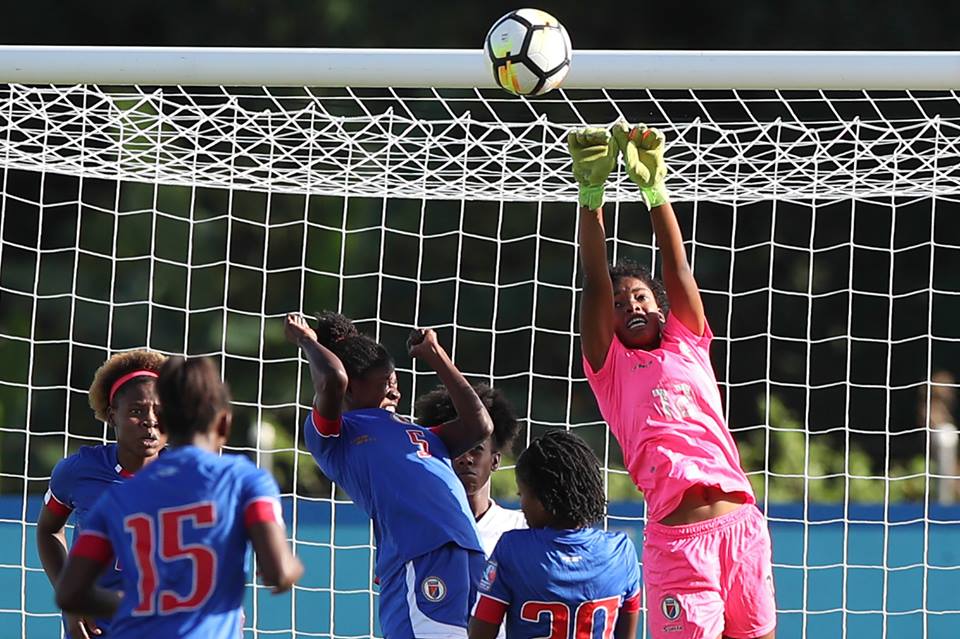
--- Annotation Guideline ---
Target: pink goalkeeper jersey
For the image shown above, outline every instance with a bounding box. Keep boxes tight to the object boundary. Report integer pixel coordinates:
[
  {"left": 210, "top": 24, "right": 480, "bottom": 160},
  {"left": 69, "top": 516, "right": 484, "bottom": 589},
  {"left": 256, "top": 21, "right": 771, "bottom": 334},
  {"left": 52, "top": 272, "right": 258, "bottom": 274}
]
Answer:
[{"left": 583, "top": 313, "right": 754, "bottom": 522}]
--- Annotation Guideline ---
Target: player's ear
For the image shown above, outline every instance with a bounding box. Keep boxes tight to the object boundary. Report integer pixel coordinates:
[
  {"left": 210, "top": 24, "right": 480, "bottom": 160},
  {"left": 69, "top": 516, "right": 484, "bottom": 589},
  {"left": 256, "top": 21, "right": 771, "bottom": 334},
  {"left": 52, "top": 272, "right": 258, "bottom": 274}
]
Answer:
[
  {"left": 215, "top": 409, "right": 233, "bottom": 446},
  {"left": 491, "top": 451, "right": 502, "bottom": 471}
]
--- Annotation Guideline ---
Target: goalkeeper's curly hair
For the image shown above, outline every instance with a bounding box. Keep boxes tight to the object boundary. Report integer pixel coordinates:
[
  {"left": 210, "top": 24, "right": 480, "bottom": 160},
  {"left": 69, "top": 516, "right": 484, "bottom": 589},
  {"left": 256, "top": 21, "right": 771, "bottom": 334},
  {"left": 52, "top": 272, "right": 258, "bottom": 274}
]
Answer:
[
  {"left": 88, "top": 350, "right": 168, "bottom": 422},
  {"left": 414, "top": 383, "right": 520, "bottom": 454},
  {"left": 314, "top": 310, "right": 394, "bottom": 380},
  {"left": 609, "top": 258, "right": 669, "bottom": 316},
  {"left": 516, "top": 430, "right": 606, "bottom": 527}
]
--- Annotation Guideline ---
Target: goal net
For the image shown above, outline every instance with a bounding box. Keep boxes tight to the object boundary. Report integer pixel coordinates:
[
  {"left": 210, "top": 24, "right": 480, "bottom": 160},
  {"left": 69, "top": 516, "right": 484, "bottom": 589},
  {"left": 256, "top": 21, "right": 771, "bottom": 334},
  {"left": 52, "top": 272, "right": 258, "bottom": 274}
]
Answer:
[{"left": 0, "top": 48, "right": 958, "bottom": 638}]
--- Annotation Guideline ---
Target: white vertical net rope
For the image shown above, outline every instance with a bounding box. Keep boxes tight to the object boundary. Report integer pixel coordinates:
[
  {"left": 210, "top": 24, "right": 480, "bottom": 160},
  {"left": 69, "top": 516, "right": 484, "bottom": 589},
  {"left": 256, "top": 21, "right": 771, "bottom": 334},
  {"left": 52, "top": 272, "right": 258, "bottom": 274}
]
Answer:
[{"left": 0, "top": 80, "right": 958, "bottom": 638}]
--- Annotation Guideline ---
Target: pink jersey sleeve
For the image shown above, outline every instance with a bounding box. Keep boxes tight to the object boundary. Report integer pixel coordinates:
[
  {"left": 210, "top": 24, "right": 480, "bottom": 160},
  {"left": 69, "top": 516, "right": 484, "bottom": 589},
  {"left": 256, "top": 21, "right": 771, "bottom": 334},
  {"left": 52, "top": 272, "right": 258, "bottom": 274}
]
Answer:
[{"left": 584, "top": 314, "right": 755, "bottom": 522}]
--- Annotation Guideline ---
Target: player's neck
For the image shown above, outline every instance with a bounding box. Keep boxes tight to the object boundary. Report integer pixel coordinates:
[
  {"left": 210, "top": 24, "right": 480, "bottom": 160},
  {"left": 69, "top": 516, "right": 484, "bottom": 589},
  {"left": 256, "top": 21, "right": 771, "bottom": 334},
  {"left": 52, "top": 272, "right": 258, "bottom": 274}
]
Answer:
[
  {"left": 469, "top": 485, "right": 494, "bottom": 521},
  {"left": 116, "top": 447, "right": 157, "bottom": 474}
]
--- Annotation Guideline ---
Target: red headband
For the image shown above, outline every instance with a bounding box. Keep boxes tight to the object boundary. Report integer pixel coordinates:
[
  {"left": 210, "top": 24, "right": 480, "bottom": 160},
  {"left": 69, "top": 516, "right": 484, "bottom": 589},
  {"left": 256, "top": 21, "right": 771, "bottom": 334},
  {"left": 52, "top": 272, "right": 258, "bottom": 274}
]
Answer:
[{"left": 109, "top": 370, "right": 159, "bottom": 404}]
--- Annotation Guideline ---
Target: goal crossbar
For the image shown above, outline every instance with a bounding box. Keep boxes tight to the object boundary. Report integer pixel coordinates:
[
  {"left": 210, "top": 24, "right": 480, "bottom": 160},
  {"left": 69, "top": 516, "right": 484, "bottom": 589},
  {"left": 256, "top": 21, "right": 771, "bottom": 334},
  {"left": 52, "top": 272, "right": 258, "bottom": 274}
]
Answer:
[{"left": 0, "top": 46, "right": 957, "bottom": 89}]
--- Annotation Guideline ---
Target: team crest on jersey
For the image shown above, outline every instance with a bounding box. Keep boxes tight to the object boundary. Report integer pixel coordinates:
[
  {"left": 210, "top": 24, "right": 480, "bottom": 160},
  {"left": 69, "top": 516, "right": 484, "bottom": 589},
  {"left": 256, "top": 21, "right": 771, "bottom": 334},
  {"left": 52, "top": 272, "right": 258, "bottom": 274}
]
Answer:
[
  {"left": 479, "top": 560, "right": 498, "bottom": 590},
  {"left": 421, "top": 576, "right": 446, "bottom": 602},
  {"left": 661, "top": 595, "right": 682, "bottom": 621}
]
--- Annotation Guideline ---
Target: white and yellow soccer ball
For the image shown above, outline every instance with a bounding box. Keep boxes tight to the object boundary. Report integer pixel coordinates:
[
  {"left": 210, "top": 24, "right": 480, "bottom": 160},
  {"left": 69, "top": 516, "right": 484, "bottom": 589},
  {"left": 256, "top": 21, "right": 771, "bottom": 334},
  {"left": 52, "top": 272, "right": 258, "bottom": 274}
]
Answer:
[{"left": 484, "top": 8, "right": 572, "bottom": 97}]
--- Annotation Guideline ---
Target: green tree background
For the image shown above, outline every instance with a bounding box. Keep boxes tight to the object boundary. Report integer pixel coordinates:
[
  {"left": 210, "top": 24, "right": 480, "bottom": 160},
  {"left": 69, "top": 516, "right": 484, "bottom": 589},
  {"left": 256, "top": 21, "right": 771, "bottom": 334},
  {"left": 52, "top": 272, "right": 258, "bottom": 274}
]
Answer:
[{"left": 0, "top": 1, "right": 956, "bottom": 505}]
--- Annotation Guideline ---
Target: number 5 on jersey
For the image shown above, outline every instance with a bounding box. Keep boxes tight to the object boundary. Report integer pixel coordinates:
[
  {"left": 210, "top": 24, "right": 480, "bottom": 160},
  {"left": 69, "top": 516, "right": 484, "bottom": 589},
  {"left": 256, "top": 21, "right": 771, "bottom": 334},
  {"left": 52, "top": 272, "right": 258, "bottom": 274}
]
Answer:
[
  {"left": 124, "top": 502, "right": 217, "bottom": 615},
  {"left": 406, "top": 429, "right": 432, "bottom": 458}
]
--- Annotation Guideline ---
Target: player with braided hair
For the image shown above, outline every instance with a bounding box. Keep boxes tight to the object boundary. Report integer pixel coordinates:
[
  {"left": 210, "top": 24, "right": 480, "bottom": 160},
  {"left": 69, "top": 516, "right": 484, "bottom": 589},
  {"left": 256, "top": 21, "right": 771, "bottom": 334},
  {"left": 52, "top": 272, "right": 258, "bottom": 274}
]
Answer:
[
  {"left": 37, "top": 350, "right": 168, "bottom": 638},
  {"left": 469, "top": 430, "right": 641, "bottom": 639},
  {"left": 415, "top": 383, "right": 526, "bottom": 558},
  {"left": 568, "top": 123, "right": 776, "bottom": 639},
  {"left": 285, "top": 310, "right": 493, "bottom": 639}
]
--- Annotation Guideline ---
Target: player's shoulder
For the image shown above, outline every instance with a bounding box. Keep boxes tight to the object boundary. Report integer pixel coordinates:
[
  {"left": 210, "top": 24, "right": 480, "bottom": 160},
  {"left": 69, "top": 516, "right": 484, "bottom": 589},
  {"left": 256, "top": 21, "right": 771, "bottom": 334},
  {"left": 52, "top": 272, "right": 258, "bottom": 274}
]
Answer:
[
  {"left": 493, "top": 526, "right": 540, "bottom": 554},
  {"left": 661, "top": 312, "right": 712, "bottom": 350},
  {"left": 343, "top": 407, "right": 410, "bottom": 428},
  {"left": 53, "top": 443, "right": 113, "bottom": 476},
  {"left": 592, "top": 527, "right": 639, "bottom": 557}
]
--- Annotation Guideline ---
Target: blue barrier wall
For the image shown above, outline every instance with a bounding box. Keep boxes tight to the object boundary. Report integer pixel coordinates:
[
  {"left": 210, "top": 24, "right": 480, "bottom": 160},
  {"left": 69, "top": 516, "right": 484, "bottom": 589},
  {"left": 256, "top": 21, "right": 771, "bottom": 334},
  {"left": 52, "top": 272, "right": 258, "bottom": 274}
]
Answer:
[{"left": 2, "top": 496, "right": 958, "bottom": 638}]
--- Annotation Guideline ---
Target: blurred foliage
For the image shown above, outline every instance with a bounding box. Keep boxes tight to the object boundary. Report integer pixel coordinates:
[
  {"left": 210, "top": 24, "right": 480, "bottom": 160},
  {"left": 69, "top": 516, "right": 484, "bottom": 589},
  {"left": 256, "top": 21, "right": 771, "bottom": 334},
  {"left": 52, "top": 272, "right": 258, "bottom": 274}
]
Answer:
[
  {"left": 741, "top": 395, "right": 927, "bottom": 503},
  {"left": 0, "top": 1, "right": 955, "bottom": 50},
  {"left": 0, "top": 1, "right": 956, "bottom": 506}
]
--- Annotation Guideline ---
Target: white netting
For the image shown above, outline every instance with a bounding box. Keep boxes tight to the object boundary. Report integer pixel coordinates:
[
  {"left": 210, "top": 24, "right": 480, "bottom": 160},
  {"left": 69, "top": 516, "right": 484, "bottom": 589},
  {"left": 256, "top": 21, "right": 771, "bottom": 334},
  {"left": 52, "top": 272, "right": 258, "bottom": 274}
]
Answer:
[
  {"left": 0, "top": 74, "right": 958, "bottom": 639},
  {"left": 2, "top": 84, "right": 960, "bottom": 204}
]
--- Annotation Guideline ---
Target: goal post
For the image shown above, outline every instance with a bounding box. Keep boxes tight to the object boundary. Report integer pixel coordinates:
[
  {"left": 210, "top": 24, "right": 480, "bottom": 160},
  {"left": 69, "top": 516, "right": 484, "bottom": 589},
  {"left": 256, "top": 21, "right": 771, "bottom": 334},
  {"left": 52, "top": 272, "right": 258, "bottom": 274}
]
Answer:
[{"left": 0, "top": 47, "right": 957, "bottom": 639}]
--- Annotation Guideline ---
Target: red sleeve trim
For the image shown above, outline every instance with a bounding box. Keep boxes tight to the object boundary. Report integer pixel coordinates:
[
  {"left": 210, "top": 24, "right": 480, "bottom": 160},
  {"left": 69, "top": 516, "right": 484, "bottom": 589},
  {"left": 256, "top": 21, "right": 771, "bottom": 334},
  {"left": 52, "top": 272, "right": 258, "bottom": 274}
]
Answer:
[
  {"left": 311, "top": 408, "right": 342, "bottom": 437},
  {"left": 622, "top": 591, "right": 641, "bottom": 614},
  {"left": 428, "top": 425, "right": 443, "bottom": 434},
  {"left": 43, "top": 489, "right": 72, "bottom": 517},
  {"left": 70, "top": 531, "right": 114, "bottom": 565},
  {"left": 473, "top": 594, "right": 508, "bottom": 624},
  {"left": 244, "top": 497, "right": 283, "bottom": 527}
]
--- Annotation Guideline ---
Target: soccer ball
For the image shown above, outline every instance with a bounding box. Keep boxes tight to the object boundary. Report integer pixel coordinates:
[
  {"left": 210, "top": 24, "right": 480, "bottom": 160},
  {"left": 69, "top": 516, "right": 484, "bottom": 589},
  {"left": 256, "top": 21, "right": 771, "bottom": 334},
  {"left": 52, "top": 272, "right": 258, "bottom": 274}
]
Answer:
[{"left": 484, "top": 9, "right": 572, "bottom": 97}]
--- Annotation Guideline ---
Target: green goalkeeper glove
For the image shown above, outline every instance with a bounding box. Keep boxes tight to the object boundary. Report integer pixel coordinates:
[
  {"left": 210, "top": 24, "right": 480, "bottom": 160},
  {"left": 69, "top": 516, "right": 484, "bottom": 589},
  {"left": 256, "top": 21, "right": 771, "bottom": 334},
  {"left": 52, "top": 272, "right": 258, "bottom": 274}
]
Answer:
[
  {"left": 612, "top": 122, "right": 670, "bottom": 209},
  {"left": 567, "top": 127, "right": 618, "bottom": 210}
]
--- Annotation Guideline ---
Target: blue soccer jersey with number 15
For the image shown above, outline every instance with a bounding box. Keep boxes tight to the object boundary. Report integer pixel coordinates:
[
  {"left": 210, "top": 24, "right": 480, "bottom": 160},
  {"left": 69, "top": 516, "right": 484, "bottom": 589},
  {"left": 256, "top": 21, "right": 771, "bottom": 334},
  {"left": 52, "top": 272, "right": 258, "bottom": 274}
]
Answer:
[
  {"left": 473, "top": 527, "right": 642, "bottom": 639},
  {"left": 70, "top": 445, "right": 283, "bottom": 639}
]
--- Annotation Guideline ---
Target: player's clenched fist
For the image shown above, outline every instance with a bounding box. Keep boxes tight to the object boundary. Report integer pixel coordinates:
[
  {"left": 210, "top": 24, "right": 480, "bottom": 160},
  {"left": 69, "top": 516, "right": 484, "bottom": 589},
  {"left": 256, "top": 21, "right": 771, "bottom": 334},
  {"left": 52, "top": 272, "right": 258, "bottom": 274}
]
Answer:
[
  {"left": 407, "top": 327, "right": 440, "bottom": 360},
  {"left": 612, "top": 122, "right": 670, "bottom": 208},
  {"left": 567, "top": 127, "right": 618, "bottom": 211}
]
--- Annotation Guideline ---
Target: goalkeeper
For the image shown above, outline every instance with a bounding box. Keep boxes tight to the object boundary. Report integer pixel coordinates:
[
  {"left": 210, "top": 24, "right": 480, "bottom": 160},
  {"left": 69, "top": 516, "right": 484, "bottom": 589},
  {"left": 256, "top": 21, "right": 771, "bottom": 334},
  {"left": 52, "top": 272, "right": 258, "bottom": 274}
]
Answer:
[{"left": 568, "top": 123, "right": 777, "bottom": 639}]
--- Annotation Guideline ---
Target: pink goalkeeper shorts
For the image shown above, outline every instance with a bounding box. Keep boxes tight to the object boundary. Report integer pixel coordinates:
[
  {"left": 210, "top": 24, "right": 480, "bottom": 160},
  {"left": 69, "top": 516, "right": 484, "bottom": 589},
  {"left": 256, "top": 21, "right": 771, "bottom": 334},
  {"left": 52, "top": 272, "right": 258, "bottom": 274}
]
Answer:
[{"left": 643, "top": 504, "right": 777, "bottom": 639}]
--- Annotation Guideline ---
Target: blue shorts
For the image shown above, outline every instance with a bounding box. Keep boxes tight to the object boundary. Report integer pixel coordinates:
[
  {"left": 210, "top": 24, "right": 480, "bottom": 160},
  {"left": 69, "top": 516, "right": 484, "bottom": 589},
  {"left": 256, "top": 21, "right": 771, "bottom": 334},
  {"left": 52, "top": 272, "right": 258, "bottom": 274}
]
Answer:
[{"left": 379, "top": 543, "right": 486, "bottom": 639}]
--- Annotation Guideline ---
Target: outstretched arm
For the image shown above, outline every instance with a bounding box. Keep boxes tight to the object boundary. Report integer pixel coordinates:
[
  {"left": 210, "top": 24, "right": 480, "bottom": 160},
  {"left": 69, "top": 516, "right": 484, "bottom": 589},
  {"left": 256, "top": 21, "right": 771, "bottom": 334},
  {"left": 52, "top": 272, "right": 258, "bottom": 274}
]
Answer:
[
  {"left": 568, "top": 128, "right": 619, "bottom": 371},
  {"left": 614, "top": 124, "right": 705, "bottom": 335},
  {"left": 284, "top": 313, "right": 349, "bottom": 420},
  {"left": 409, "top": 329, "right": 493, "bottom": 458}
]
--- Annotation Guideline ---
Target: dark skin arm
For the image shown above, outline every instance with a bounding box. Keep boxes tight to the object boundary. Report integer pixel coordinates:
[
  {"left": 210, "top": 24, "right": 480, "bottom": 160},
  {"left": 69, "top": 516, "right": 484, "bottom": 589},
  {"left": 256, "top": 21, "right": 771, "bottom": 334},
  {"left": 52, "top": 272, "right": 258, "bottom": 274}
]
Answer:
[
  {"left": 55, "top": 556, "right": 121, "bottom": 619},
  {"left": 37, "top": 506, "right": 103, "bottom": 638},
  {"left": 614, "top": 609, "right": 639, "bottom": 639},
  {"left": 248, "top": 520, "right": 304, "bottom": 593},
  {"left": 284, "top": 313, "right": 349, "bottom": 421},
  {"left": 467, "top": 616, "right": 500, "bottom": 639},
  {"left": 408, "top": 329, "right": 494, "bottom": 459},
  {"left": 578, "top": 205, "right": 617, "bottom": 373},
  {"left": 649, "top": 200, "right": 705, "bottom": 336}
]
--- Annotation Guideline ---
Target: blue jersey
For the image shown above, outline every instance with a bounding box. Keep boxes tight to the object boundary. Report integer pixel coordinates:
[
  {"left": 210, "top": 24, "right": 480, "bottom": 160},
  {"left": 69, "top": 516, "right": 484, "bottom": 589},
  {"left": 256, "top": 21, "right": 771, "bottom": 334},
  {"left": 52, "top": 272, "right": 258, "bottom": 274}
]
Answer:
[
  {"left": 473, "top": 527, "right": 642, "bottom": 639},
  {"left": 44, "top": 443, "right": 134, "bottom": 636},
  {"left": 71, "top": 446, "right": 283, "bottom": 639},
  {"left": 304, "top": 408, "right": 482, "bottom": 576}
]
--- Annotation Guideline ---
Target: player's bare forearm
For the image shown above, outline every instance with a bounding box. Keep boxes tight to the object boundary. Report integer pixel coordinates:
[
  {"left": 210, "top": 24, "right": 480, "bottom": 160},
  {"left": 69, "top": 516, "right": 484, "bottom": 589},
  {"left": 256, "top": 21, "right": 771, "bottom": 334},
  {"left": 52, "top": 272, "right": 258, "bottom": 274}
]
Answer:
[
  {"left": 649, "top": 201, "right": 705, "bottom": 335},
  {"left": 55, "top": 556, "right": 119, "bottom": 618},
  {"left": 578, "top": 206, "right": 616, "bottom": 371},
  {"left": 249, "top": 521, "right": 304, "bottom": 593},
  {"left": 57, "top": 585, "right": 120, "bottom": 619},
  {"left": 413, "top": 334, "right": 493, "bottom": 458},
  {"left": 467, "top": 616, "right": 501, "bottom": 639},
  {"left": 286, "top": 314, "right": 348, "bottom": 420},
  {"left": 36, "top": 509, "right": 69, "bottom": 586},
  {"left": 613, "top": 609, "right": 639, "bottom": 639}
]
